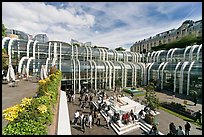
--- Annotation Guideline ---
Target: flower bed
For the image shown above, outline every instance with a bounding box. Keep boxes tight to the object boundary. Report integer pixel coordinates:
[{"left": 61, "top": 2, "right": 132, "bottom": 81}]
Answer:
[
  {"left": 161, "top": 102, "right": 196, "bottom": 119},
  {"left": 2, "top": 70, "right": 62, "bottom": 135}
]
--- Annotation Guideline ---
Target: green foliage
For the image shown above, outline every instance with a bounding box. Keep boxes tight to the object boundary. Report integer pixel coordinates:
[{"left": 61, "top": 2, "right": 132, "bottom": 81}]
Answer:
[
  {"left": 115, "top": 78, "right": 122, "bottom": 88},
  {"left": 144, "top": 83, "right": 160, "bottom": 110},
  {"left": 2, "top": 71, "right": 62, "bottom": 135},
  {"left": 2, "top": 23, "right": 6, "bottom": 36},
  {"left": 152, "top": 34, "right": 202, "bottom": 51},
  {"left": 115, "top": 47, "right": 126, "bottom": 51},
  {"left": 2, "top": 48, "right": 9, "bottom": 70}
]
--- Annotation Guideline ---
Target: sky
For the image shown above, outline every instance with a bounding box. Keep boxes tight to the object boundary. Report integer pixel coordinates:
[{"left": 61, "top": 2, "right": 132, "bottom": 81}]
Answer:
[{"left": 2, "top": 2, "right": 202, "bottom": 51}]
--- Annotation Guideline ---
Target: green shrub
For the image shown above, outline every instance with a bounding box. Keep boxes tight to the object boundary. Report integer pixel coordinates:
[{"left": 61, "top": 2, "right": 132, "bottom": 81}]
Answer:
[{"left": 2, "top": 71, "right": 62, "bottom": 135}]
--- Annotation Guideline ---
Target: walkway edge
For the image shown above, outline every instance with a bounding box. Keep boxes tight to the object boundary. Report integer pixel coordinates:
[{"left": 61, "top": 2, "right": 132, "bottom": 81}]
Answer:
[{"left": 57, "top": 90, "right": 71, "bottom": 135}]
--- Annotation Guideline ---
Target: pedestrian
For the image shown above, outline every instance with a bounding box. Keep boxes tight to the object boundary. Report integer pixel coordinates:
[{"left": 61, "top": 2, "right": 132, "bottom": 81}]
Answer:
[
  {"left": 106, "top": 115, "right": 111, "bottom": 129},
  {"left": 130, "top": 109, "right": 135, "bottom": 123},
  {"left": 169, "top": 122, "right": 177, "bottom": 135},
  {"left": 73, "top": 110, "right": 80, "bottom": 125},
  {"left": 193, "top": 96, "right": 197, "bottom": 106},
  {"left": 177, "top": 125, "right": 184, "bottom": 135},
  {"left": 92, "top": 112, "right": 95, "bottom": 126},
  {"left": 184, "top": 122, "right": 191, "bottom": 135},
  {"left": 172, "top": 91, "right": 175, "bottom": 99},
  {"left": 194, "top": 110, "right": 202, "bottom": 123},
  {"left": 85, "top": 94, "right": 89, "bottom": 102},
  {"left": 95, "top": 111, "right": 101, "bottom": 126},
  {"left": 81, "top": 114, "right": 86, "bottom": 133},
  {"left": 78, "top": 96, "right": 82, "bottom": 106},
  {"left": 80, "top": 112, "right": 84, "bottom": 127},
  {"left": 88, "top": 113, "right": 93, "bottom": 128},
  {"left": 149, "top": 123, "right": 158, "bottom": 135}
]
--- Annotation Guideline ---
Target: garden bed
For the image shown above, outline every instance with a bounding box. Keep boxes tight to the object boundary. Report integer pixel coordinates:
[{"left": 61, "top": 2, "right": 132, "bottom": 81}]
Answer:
[{"left": 161, "top": 102, "right": 196, "bottom": 119}]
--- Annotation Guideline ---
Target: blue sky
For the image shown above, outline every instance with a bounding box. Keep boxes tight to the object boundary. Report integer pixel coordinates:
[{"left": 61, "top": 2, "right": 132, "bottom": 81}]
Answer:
[{"left": 2, "top": 2, "right": 202, "bottom": 50}]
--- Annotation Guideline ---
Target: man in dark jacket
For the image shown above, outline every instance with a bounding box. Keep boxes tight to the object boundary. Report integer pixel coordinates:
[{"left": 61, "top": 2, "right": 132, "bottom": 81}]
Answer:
[{"left": 184, "top": 122, "right": 191, "bottom": 135}]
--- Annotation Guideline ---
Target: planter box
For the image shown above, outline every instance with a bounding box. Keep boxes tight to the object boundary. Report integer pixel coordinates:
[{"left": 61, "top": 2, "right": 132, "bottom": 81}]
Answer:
[{"left": 161, "top": 103, "right": 195, "bottom": 119}]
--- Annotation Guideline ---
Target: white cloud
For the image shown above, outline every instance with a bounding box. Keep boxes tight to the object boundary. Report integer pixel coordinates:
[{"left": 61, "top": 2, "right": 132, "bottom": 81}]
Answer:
[{"left": 2, "top": 2, "right": 202, "bottom": 50}]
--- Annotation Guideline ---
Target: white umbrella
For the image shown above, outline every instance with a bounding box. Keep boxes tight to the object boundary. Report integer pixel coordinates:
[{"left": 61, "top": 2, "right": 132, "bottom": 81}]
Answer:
[
  {"left": 6, "top": 65, "right": 16, "bottom": 82},
  {"left": 22, "top": 65, "right": 26, "bottom": 76},
  {"left": 40, "top": 65, "right": 44, "bottom": 80}
]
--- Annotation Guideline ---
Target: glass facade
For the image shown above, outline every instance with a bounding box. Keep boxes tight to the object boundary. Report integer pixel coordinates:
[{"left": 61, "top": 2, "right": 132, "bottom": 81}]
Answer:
[{"left": 2, "top": 37, "right": 202, "bottom": 96}]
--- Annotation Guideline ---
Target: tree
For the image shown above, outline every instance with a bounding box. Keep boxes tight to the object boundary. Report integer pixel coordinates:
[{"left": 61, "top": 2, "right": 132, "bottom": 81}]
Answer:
[
  {"left": 144, "top": 83, "right": 160, "bottom": 110},
  {"left": 2, "top": 23, "right": 6, "bottom": 37},
  {"left": 115, "top": 78, "right": 122, "bottom": 89},
  {"left": 115, "top": 47, "right": 126, "bottom": 51},
  {"left": 2, "top": 48, "right": 9, "bottom": 70}
]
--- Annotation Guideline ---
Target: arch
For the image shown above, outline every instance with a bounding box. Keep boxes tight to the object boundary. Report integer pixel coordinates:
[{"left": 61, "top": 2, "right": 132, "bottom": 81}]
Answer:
[
  {"left": 75, "top": 44, "right": 79, "bottom": 59},
  {"left": 92, "top": 60, "right": 97, "bottom": 90},
  {"left": 18, "top": 56, "right": 29, "bottom": 74},
  {"left": 76, "top": 59, "right": 81, "bottom": 92},
  {"left": 101, "top": 60, "right": 108, "bottom": 89},
  {"left": 101, "top": 48, "right": 106, "bottom": 61},
  {"left": 196, "top": 44, "right": 202, "bottom": 60},
  {"left": 8, "top": 38, "right": 17, "bottom": 64},
  {"left": 170, "top": 48, "right": 178, "bottom": 62},
  {"left": 117, "top": 61, "right": 125, "bottom": 87},
  {"left": 84, "top": 45, "right": 88, "bottom": 60},
  {"left": 88, "top": 46, "right": 92, "bottom": 60},
  {"left": 156, "top": 50, "right": 165, "bottom": 62},
  {"left": 189, "top": 45, "right": 199, "bottom": 61},
  {"left": 150, "top": 51, "right": 156, "bottom": 62},
  {"left": 153, "top": 51, "right": 159, "bottom": 62},
  {"left": 147, "top": 62, "right": 155, "bottom": 84},
  {"left": 186, "top": 61, "right": 195, "bottom": 95},
  {"left": 179, "top": 61, "right": 189, "bottom": 94},
  {"left": 106, "top": 61, "right": 112, "bottom": 89},
  {"left": 71, "top": 58, "right": 76, "bottom": 99},
  {"left": 173, "top": 62, "right": 181, "bottom": 93},
  {"left": 45, "top": 58, "right": 50, "bottom": 74},
  {"left": 98, "top": 48, "right": 102, "bottom": 60},
  {"left": 166, "top": 48, "right": 173, "bottom": 62},
  {"left": 157, "top": 62, "right": 165, "bottom": 87},
  {"left": 183, "top": 46, "right": 191, "bottom": 61},
  {"left": 48, "top": 42, "right": 51, "bottom": 59},
  {"left": 52, "top": 42, "right": 58, "bottom": 66},
  {"left": 115, "top": 50, "right": 119, "bottom": 61},
  {"left": 2, "top": 37, "right": 11, "bottom": 49},
  {"left": 109, "top": 61, "right": 115, "bottom": 89},
  {"left": 26, "top": 40, "right": 33, "bottom": 57},
  {"left": 104, "top": 49, "right": 108, "bottom": 61},
  {"left": 161, "top": 62, "right": 168, "bottom": 90},
  {"left": 88, "top": 60, "right": 93, "bottom": 89},
  {"left": 26, "top": 57, "right": 35, "bottom": 77}
]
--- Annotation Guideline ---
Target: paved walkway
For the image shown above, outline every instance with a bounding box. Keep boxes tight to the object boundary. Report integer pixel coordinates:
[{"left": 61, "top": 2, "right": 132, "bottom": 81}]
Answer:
[{"left": 2, "top": 80, "right": 38, "bottom": 129}]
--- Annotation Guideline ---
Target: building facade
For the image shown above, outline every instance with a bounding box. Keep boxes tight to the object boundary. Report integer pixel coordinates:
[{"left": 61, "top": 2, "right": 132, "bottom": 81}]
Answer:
[
  {"left": 130, "top": 20, "right": 202, "bottom": 53},
  {"left": 2, "top": 36, "right": 202, "bottom": 97}
]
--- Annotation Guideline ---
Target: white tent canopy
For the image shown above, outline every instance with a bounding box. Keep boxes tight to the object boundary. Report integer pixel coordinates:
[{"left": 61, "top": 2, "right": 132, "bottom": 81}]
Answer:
[{"left": 6, "top": 65, "right": 16, "bottom": 82}]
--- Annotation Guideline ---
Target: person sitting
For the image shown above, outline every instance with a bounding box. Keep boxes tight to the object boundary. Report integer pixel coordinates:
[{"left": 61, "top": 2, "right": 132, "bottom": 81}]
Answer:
[{"left": 138, "top": 110, "right": 145, "bottom": 119}]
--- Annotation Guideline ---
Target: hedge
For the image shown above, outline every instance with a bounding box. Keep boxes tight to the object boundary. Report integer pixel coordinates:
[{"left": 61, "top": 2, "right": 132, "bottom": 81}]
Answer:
[{"left": 2, "top": 70, "right": 62, "bottom": 135}]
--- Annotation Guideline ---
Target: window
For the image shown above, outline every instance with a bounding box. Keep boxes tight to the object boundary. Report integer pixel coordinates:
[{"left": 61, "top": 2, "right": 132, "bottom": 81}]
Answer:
[{"left": 177, "top": 32, "right": 179, "bottom": 34}]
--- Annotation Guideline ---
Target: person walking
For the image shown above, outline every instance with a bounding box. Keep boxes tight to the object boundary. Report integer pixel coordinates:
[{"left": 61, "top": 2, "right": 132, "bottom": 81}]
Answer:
[
  {"left": 177, "top": 125, "right": 185, "bottom": 135},
  {"left": 73, "top": 110, "right": 80, "bottom": 125},
  {"left": 184, "top": 122, "right": 191, "bottom": 135},
  {"left": 88, "top": 113, "right": 93, "bottom": 128},
  {"left": 193, "top": 96, "right": 197, "bottom": 106},
  {"left": 194, "top": 110, "right": 202, "bottom": 123},
  {"left": 95, "top": 111, "right": 101, "bottom": 126},
  {"left": 80, "top": 112, "right": 84, "bottom": 129},
  {"left": 81, "top": 114, "right": 86, "bottom": 133},
  {"left": 169, "top": 122, "right": 177, "bottom": 135}
]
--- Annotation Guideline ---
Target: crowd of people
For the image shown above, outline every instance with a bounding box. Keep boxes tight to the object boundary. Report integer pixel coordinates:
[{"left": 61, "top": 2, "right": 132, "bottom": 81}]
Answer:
[
  {"left": 67, "top": 87, "right": 111, "bottom": 133},
  {"left": 168, "top": 121, "right": 191, "bottom": 135}
]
